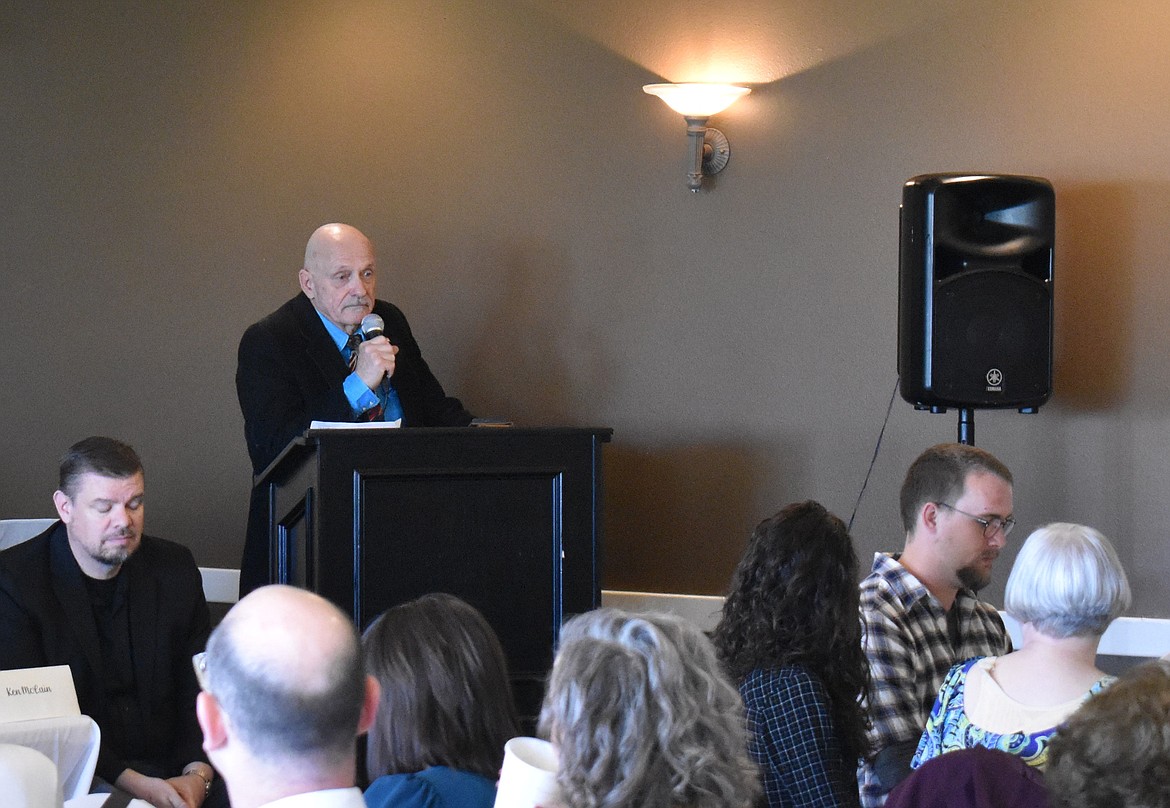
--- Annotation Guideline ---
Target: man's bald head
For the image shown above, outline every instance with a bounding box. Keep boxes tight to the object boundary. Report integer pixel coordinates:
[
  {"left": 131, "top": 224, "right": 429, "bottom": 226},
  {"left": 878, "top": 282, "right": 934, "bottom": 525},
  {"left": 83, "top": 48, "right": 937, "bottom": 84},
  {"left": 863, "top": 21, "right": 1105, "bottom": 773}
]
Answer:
[
  {"left": 304, "top": 223, "right": 373, "bottom": 272},
  {"left": 205, "top": 585, "right": 366, "bottom": 764},
  {"left": 299, "top": 223, "right": 378, "bottom": 333}
]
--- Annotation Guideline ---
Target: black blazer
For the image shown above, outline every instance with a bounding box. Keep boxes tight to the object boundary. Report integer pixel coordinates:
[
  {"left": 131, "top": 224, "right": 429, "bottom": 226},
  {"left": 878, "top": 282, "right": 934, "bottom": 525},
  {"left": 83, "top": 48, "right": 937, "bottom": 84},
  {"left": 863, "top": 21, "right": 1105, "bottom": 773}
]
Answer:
[
  {"left": 235, "top": 293, "right": 473, "bottom": 474},
  {"left": 235, "top": 293, "right": 473, "bottom": 594},
  {"left": 0, "top": 522, "right": 210, "bottom": 782}
]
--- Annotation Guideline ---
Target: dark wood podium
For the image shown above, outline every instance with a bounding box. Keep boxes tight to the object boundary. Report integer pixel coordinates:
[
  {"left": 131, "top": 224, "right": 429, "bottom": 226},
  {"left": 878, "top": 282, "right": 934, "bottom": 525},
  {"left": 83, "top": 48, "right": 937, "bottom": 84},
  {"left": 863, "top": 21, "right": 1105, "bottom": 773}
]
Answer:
[{"left": 256, "top": 426, "right": 612, "bottom": 716}]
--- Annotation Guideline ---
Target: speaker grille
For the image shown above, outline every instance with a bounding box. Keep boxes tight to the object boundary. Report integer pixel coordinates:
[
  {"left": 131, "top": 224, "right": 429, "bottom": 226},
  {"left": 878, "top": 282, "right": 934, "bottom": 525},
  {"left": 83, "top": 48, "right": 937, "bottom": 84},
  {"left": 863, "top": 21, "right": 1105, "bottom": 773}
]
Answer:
[{"left": 931, "top": 270, "right": 1051, "bottom": 407}]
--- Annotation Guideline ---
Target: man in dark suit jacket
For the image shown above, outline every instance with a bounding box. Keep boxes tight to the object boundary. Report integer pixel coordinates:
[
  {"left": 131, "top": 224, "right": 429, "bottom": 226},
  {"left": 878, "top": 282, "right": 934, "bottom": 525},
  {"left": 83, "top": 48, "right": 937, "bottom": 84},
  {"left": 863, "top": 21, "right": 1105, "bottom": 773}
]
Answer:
[
  {"left": 0, "top": 437, "right": 221, "bottom": 808},
  {"left": 235, "top": 223, "right": 473, "bottom": 595}
]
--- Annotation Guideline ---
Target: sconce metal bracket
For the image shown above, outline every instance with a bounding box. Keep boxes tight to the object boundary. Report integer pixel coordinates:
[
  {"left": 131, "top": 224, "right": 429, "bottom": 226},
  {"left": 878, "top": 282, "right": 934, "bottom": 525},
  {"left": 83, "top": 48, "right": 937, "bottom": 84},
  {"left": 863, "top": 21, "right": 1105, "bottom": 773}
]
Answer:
[{"left": 702, "top": 127, "right": 731, "bottom": 175}]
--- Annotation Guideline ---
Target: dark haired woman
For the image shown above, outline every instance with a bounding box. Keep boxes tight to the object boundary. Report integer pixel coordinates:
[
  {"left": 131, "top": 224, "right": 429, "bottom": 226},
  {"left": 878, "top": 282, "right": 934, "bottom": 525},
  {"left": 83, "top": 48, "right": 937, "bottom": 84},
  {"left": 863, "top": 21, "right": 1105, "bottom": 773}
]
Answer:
[
  {"left": 711, "top": 501, "right": 869, "bottom": 808},
  {"left": 363, "top": 593, "right": 520, "bottom": 808}
]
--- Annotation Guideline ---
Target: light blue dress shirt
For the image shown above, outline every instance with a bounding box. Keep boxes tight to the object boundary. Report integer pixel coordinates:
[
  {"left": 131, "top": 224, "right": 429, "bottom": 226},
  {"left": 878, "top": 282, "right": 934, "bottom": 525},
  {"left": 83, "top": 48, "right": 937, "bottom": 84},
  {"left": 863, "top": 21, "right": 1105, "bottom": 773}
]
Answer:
[{"left": 314, "top": 310, "right": 384, "bottom": 416}]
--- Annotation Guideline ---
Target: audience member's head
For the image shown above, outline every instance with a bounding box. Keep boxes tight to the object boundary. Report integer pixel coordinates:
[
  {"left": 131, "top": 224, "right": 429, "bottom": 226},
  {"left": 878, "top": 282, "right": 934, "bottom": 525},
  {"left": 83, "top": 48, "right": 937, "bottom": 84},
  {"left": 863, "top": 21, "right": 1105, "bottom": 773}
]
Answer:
[
  {"left": 195, "top": 585, "right": 379, "bottom": 808},
  {"left": 1005, "top": 523, "right": 1131, "bottom": 639},
  {"left": 899, "top": 443, "right": 1013, "bottom": 535},
  {"left": 897, "top": 443, "right": 1015, "bottom": 598},
  {"left": 1047, "top": 659, "right": 1170, "bottom": 808},
  {"left": 711, "top": 500, "right": 870, "bottom": 762},
  {"left": 539, "top": 608, "right": 759, "bottom": 808},
  {"left": 362, "top": 592, "right": 519, "bottom": 781}
]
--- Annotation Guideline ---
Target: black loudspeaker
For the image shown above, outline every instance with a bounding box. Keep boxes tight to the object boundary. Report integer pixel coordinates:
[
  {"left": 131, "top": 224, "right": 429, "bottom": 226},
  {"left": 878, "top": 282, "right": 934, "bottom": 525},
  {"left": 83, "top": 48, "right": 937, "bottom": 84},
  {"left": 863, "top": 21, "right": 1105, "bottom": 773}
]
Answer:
[{"left": 898, "top": 173, "right": 1055, "bottom": 411}]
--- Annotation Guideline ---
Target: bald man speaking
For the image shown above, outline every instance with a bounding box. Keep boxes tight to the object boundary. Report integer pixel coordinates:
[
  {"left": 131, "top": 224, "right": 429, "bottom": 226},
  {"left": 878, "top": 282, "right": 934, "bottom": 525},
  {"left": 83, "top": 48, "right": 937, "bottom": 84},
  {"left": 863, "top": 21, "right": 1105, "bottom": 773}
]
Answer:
[{"left": 236, "top": 224, "right": 473, "bottom": 595}]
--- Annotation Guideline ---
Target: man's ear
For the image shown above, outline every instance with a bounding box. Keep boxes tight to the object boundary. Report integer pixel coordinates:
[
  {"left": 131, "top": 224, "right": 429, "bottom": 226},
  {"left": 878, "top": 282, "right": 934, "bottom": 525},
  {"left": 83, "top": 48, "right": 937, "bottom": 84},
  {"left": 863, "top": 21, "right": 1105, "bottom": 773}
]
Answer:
[
  {"left": 357, "top": 675, "right": 380, "bottom": 736},
  {"left": 298, "top": 268, "right": 315, "bottom": 299},
  {"left": 919, "top": 501, "right": 941, "bottom": 533},
  {"left": 197, "top": 691, "right": 229, "bottom": 752},
  {"left": 52, "top": 490, "right": 72, "bottom": 524}
]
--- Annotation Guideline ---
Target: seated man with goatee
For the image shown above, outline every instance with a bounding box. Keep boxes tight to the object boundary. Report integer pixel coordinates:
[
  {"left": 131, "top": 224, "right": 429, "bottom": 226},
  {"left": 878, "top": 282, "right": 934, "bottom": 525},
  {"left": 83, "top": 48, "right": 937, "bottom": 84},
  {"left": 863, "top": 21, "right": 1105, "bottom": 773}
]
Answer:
[
  {"left": 0, "top": 436, "right": 224, "bottom": 808},
  {"left": 858, "top": 443, "right": 1015, "bottom": 808}
]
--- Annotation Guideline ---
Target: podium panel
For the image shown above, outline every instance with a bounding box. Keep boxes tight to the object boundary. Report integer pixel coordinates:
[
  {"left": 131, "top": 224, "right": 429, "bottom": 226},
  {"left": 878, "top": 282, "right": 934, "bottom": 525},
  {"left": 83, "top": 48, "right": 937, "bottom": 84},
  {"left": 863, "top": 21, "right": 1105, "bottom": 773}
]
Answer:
[
  {"left": 357, "top": 470, "right": 557, "bottom": 671},
  {"left": 257, "top": 427, "right": 611, "bottom": 718}
]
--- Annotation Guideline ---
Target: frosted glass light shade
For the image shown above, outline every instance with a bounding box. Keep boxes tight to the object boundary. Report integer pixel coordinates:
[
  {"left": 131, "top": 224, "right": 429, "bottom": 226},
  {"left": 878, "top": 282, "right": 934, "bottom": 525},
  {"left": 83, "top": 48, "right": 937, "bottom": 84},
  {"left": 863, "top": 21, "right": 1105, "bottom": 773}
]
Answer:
[{"left": 643, "top": 83, "right": 751, "bottom": 117}]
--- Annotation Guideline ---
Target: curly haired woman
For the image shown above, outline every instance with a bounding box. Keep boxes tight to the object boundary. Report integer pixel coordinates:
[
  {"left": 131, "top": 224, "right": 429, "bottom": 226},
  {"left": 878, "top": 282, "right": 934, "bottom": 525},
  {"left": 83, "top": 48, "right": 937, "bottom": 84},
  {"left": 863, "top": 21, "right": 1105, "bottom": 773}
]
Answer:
[
  {"left": 711, "top": 501, "right": 870, "bottom": 808},
  {"left": 539, "top": 608, "right": 759, "bottom": 808}
]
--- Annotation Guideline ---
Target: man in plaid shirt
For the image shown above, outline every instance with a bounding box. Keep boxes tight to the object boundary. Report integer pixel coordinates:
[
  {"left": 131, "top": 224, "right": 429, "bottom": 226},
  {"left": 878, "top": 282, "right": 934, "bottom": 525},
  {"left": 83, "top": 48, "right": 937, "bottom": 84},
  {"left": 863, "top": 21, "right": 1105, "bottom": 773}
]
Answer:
[{"left": 858, "top": 444, "right": 1015, "bottom": 808}]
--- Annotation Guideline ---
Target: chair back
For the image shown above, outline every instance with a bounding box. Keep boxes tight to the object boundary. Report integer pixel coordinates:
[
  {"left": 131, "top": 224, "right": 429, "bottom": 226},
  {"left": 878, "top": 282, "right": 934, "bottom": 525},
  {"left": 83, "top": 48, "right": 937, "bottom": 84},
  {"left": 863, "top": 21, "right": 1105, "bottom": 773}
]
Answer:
[
  {"left": 0, "top": 743, "right": 64, "bottom": 808},
  {"left": 885, "top": 747, "right": 1049, "bottom": 808}
]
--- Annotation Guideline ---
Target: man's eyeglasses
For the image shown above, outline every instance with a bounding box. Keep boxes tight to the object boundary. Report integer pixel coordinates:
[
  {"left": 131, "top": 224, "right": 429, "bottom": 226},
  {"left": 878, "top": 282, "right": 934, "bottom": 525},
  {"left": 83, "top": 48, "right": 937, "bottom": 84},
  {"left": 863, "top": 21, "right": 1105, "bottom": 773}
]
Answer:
[
  {"left": 935, "top": 502, "right": 1016, "bottom": 538},
  {"left": 192, "top": 651, "right": 210, "bottom": 691}
]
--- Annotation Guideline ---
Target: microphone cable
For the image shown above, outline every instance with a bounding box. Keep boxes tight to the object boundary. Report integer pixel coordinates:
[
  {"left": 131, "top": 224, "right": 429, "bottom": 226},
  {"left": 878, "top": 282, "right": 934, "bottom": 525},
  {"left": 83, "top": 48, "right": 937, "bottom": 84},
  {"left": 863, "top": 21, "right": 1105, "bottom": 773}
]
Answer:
[{"left": 849, "top": 375, "right": 901, "bottom": 532}]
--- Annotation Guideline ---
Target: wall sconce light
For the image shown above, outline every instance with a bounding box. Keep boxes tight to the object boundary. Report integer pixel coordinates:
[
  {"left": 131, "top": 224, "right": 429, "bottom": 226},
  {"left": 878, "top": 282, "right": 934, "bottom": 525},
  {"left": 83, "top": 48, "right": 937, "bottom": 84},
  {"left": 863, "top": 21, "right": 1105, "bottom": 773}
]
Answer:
[{"left": 643, "top": 83, "right": 751, "bottom": 192}]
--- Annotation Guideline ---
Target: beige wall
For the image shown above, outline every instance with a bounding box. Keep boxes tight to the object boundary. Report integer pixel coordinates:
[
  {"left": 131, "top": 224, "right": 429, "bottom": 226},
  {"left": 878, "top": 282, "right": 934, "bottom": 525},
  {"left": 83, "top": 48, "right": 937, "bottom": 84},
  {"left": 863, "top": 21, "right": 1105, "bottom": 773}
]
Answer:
[{"left": 2, "top": 0, "right": 1168, "bottom": 615}]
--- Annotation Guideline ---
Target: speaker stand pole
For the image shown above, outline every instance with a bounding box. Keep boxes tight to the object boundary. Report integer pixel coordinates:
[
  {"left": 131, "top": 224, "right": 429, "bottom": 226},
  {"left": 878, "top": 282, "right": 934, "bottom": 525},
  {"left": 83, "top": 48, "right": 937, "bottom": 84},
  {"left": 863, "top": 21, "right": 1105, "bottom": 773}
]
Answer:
[{"left": 957, "top": 408, "right": 975, "bottom": 446}]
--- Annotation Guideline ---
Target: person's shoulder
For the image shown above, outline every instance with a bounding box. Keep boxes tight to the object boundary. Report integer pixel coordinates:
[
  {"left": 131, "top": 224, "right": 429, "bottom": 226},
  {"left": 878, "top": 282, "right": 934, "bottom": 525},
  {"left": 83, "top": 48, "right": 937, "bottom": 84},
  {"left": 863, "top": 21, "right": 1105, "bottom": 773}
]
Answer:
[
  {"left": 365, "top": 771, "right": 418, "bottom": 806},
  {"left": 862, "top": 554, "right": 931, "bottom": 613},
  {"left": 969, "top": 596, "right": 1003, "bottom": 618},
  {"left": 965, "top": 597, "right": 1007, "bottom": 632},
  {"left": 366, "top": 768, "right": 494, "bottom": 808},
  {"left": 0, "top": 527, "right": 62, "bottom": 612},
  {"left": 943, "top": 657, "right": 982, "bottom": 687},
  {"left": 745, "top": 663, "right": 821, "bottom": 687},
  {"left": 743, "top": 665, "right": 830, "bottom": 703},
  {"left": 0, "top": 523, "right": 58, "bottom": 573},
  {"left": 242, "top": 294, "right": 311, "bottom": 340},
  {"left": 861, "top": 552, "right": 903, "bottom": 589},
  {"left": 0, "top": 538, "right": 50, "bottom": 602},
  {"left": 742, "top": 667, "right": 836, "bottom": 733}
]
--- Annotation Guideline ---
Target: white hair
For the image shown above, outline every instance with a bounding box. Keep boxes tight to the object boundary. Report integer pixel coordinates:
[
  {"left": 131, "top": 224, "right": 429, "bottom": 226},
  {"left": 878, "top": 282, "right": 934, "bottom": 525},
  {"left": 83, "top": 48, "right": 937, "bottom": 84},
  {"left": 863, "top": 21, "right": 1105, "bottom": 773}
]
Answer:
[{"left": 1005, "top": 522, "right": 1131, "bottom": 638}]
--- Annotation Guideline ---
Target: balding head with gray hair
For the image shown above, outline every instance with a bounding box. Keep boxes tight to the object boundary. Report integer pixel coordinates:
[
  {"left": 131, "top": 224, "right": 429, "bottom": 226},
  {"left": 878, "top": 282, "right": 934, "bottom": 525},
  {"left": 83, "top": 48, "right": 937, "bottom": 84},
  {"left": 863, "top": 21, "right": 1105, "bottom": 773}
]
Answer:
[{"left": 196, "top": 585, "right": 379, "bottom": 808}]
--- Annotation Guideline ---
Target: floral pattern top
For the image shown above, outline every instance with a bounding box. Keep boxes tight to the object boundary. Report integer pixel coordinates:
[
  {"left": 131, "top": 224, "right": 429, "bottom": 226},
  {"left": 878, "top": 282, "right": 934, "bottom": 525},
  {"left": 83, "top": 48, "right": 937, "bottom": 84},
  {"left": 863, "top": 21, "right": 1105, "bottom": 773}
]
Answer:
[{"left": 912, "top": 656, "right": 1114, "bottom": 770}]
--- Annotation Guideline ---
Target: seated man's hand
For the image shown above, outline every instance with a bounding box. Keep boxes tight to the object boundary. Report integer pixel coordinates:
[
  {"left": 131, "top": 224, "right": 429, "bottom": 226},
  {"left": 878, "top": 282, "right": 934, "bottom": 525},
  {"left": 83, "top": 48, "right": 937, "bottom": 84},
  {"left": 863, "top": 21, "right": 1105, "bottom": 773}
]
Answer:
[
  {"left": 166, "top": 772, "right": 209, "bottom": 808},
  {"left": 116, "top": 768, "right": 192, "bottom": 808}
]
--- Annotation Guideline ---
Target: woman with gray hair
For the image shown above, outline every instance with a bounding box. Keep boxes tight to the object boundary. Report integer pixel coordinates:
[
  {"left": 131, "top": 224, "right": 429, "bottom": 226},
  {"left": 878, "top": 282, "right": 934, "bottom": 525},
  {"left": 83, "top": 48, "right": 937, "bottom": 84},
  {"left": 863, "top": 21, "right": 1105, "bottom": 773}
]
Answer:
[
  {"left": 912, "top": 522, "right": 1131, "bottom": 770},
  {"left": 538, "top": 608, "right": 760, "bottom": 808}
]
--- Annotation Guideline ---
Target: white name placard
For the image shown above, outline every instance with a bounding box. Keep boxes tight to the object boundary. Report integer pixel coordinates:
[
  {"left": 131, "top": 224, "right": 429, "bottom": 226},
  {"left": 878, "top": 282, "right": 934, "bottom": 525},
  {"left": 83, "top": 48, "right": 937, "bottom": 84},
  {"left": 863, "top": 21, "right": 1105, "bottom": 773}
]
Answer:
[{"left": 0, "top": 665, "right": 80, "bottom": 722}]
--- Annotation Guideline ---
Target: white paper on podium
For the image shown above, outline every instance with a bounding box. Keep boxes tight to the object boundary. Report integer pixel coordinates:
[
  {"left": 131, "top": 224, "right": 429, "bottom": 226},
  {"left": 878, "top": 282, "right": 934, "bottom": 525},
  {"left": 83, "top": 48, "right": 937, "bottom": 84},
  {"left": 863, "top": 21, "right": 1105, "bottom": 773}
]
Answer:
[{"left": 309, "top": 419, "right": 402, "bottom": 430}]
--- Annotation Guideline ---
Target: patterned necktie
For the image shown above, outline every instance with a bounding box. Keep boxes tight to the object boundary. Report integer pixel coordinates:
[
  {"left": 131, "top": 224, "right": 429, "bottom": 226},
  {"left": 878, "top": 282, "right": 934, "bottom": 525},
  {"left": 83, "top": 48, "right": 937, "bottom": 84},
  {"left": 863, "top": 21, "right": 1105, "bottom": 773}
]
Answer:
[{"left": 346, "top": 333, "right": 362, "bottom": 372}]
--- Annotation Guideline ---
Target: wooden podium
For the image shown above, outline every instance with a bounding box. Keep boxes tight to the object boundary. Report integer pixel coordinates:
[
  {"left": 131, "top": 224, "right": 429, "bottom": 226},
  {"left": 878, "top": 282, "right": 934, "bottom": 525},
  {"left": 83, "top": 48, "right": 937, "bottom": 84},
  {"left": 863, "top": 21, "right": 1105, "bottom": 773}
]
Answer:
[{"left": 256, "top": 426, "right": 612, "bottom": 716}]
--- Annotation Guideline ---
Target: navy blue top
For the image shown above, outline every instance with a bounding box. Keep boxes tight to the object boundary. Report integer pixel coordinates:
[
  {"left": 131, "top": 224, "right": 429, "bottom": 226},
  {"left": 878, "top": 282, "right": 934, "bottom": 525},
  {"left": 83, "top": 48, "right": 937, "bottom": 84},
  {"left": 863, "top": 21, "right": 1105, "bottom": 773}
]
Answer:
[
  {"left": 365, "top": 766, "right": 496, "bottom": 808},
  {"left": 741, "top": 666, "right": 861, "bottom": 808}
]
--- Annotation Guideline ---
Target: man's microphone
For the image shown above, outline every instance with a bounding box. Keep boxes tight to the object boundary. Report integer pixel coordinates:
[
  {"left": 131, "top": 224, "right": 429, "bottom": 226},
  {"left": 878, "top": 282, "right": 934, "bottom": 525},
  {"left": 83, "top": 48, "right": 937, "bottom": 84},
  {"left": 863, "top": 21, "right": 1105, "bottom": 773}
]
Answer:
[
  {"left": 356, "top": 313, "right": 403, "bottom": 422},
  {"left": 360, "top": 313, "right": 385, "bottom": 341}
]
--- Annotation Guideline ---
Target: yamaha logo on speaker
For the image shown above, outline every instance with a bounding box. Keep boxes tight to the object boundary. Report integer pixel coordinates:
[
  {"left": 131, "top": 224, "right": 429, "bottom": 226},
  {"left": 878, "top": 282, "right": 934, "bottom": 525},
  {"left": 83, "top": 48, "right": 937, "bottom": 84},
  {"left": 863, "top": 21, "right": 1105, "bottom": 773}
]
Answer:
[{"left": 986, "top": 368, "right": 1003, "bottom": 391}]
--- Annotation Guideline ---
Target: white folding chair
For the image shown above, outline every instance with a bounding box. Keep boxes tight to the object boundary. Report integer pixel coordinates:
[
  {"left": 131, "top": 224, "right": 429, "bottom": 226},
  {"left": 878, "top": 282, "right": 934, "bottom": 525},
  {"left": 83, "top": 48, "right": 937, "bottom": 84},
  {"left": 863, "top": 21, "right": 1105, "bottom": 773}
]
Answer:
[{"left": 0, "top": 743, "right": 64, "bottom": 808}]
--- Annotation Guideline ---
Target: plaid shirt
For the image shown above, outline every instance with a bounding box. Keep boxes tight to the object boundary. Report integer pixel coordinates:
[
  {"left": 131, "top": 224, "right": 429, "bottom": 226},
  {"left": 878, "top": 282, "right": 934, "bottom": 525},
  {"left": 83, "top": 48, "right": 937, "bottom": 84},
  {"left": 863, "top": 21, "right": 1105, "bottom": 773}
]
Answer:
[
  {"left": 741, "top": 666, "right": 861, "bottom": 808},
  {"left": 857, "top": 553, "right": 1010, "bottom": 808}
]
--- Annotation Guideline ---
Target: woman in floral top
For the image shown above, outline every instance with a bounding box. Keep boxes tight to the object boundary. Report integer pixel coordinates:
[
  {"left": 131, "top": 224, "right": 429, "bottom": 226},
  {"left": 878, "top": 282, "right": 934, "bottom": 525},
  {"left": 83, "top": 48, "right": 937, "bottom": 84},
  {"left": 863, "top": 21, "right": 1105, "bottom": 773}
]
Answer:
[{"left": 913, "top": 522, "right": 1131, "bottom": 770}]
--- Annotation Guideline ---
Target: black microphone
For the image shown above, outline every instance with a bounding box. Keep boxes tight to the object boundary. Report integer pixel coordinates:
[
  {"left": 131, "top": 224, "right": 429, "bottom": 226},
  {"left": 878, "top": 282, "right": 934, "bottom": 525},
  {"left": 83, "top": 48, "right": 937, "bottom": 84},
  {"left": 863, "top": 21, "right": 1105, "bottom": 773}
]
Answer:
[{"left": 360, "top": 313, "right": 385, "bottom": 341}]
